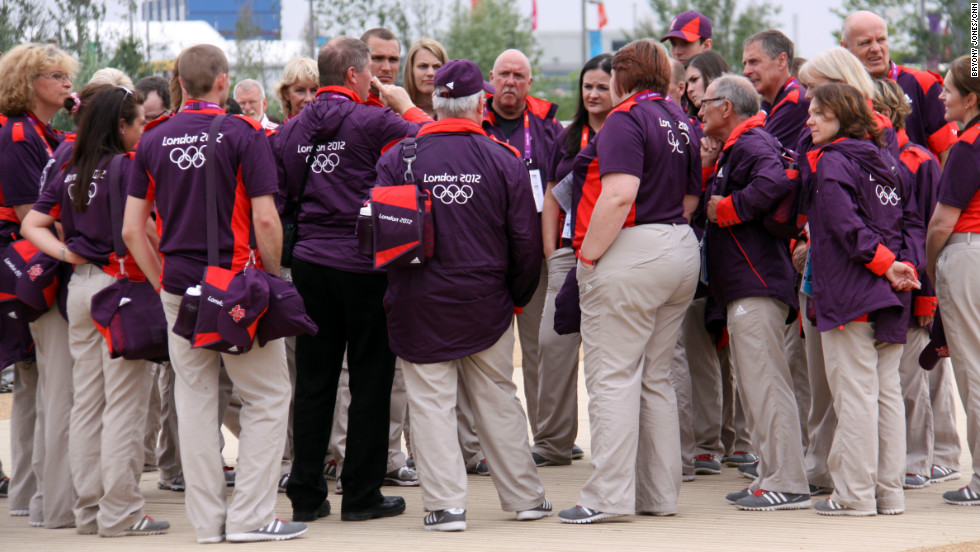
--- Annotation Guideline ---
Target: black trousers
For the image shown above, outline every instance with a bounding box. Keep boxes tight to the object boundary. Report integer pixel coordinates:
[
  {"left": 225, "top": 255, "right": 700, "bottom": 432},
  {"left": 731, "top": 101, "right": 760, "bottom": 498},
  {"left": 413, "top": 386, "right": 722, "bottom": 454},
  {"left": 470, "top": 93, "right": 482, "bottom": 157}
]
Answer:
[{"left": 286, "top": 259, "right": 395, "bottom": 512}]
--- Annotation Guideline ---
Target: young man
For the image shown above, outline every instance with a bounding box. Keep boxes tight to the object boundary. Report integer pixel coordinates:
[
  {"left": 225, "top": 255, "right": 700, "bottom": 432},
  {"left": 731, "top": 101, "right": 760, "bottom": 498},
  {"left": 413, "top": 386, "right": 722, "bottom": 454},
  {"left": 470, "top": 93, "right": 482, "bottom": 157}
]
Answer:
[{"left": 661, "top": 11, "right": 713, "bottom": 62}]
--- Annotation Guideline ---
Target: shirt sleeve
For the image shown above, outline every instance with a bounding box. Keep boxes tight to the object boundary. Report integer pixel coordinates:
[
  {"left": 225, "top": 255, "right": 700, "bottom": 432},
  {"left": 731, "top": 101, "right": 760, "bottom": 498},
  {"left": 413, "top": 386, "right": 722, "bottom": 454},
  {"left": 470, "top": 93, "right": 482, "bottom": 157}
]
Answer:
[
  {"left": 937, "top": 141, "right": 980, "bottom": 210},
  {"left": 32, "top": 171, "right": 64, "bottom": 217},
  {"left": 240, "top": 126, "right": 279, "bottom": 199},
  {"left": 596, "top": 110, "right": 644, "bottom": 179},
  {"left": 0, "top": 138, "right": 48, "bottom": 206},
  {"left": 729, "top": 136, "right": 794, "bottom": 223}
]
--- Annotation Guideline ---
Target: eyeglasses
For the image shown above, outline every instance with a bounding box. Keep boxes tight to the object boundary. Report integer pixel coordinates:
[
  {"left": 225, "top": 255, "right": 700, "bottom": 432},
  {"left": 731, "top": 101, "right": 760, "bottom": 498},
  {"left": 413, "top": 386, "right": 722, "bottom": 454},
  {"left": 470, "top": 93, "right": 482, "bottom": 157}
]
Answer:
[
  {"left": 39, "top": 72, "right": 73, "bottom": 83},
  {"left": 700, "top": 97, "right": 728, "bottom": 105}
]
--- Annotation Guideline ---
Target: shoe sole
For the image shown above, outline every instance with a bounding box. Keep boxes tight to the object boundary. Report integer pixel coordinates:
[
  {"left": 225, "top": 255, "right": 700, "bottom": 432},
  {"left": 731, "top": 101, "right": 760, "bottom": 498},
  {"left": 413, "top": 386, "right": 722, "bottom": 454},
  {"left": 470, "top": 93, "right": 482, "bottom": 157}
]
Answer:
[
  {"left": 197, "top": 536, "right": 225, "bottom": 544},
  {"left": 931, "top": 472, "right": 961, "bottom": 484},
  {"left": 942, "top": 498, "right": 980, "bottom": 506},
  {"left": 815, "top": 508, "right": 876, "bottom": 516},
  {"left": 424, "top": 521, "right": 466, "bottom": 531},
  {"left": 157, "top": 484, "right": 185, "bottom": 492},
  {"left": 10, "top": 510, "right": 29, "bottom": 517},
  {"left": 740, "top": 471, "right": 758, "bottom": 480},
  {"left": 878, "top": 508, "right": 904, "bottom": 515},
  {"left": 682, "top": 475, "right": 696, "bottom": 482},
  {"left": 226, "top": 527, "right": 308, "bottom": 542},
  {"left": 809, "top": 488, "right": 833, "bottom": 496},
  {"left": 516, "top": 510, "right": 553, "bottom": 521},
  {"left": 558, "top": 512, "right": 626, "bottom": 524},
  {"left": 383, "top": 479, "right": 420, "bottom": 487},
  {"left": 340, "top": 504, "right": 407, "bottom": 521},
  {"left": 737, "top": 499, "right": 812, "bottom": 511},
  {"left": 904, "top": 480, "right": 930, "bottom": 489},
  {"left": 101, "top": 529, "right": 170, "bottom": 537},
  {"left": 571, "top": 453, "right": 584, "bottom": 460},
  {"left": 695, "top": 466, "right": 722, "bottom": 475}
]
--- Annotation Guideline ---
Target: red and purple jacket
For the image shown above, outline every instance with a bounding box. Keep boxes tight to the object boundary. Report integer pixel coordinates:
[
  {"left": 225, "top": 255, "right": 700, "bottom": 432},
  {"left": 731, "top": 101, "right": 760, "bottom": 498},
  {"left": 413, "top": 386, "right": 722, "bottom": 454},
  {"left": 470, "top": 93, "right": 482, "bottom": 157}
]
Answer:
[
  {"left": 889, "top": 62, "right": 958, "bottom": 159},
  {"left": 762, "top": 77, "right": 809, "bottom": 151},
  {"left": 896, "top": 128, "right": 941, "bottom": 324}
]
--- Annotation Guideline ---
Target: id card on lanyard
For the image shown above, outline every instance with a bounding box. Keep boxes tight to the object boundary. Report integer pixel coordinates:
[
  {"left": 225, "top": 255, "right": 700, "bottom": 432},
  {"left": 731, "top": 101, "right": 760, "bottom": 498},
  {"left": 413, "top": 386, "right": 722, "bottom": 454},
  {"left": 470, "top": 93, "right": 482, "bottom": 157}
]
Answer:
[
  {"left": 560, "top": 127, "right": 592, "bottom": 240},
  {"left": 520, "top": 112, "right": 545, "bottom": 212}
]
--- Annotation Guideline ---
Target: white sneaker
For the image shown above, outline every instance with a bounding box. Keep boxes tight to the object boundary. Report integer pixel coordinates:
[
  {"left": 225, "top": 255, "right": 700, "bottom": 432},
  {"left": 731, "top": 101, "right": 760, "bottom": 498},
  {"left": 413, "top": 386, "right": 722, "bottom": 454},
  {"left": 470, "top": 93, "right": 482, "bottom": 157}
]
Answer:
[
  {"left": 226, "top": 519, "right": 307, "bottom": 542},
  {"left": 516, "top": 499, "right": 553, "bottom": 521}
]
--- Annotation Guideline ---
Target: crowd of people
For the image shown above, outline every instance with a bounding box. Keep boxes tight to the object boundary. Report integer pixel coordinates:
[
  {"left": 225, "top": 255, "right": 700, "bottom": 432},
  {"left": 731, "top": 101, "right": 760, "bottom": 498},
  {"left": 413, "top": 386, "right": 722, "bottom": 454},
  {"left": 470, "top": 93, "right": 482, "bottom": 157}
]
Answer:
[{"left": 0, "top": 6, "right": 977, "bottom": 543}]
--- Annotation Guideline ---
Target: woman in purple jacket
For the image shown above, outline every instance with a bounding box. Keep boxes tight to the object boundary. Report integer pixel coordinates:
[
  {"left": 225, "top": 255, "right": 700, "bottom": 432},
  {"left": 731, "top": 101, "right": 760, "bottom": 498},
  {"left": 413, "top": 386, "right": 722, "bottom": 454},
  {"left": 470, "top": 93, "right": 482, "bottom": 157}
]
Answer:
[{"left": 805, "top": 83, "right": 919, "bottom": 516}]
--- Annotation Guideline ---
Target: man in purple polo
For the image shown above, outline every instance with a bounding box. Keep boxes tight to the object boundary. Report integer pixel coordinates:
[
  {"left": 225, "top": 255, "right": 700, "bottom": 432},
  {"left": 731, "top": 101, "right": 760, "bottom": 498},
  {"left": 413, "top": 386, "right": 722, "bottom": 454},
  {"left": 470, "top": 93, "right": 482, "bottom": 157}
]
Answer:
[
  {"left": 272, "top": 36, "right": 423, "bottom": 524},
  {"left": 123, "top": 44, "right": 304, "bottom": 544},
  {"left": 743, "top": 30, "right": 810, "bottom": 151},
  {"left": 660, "top": 11, "right": 713, "bottom": 62},
  {"left": 377, "top": 58, "right": 550, "bottom": 531},
  {"left": 840, "top": 10, "right": 957, "bottom": 164},
  {"left": 700, "top": 75, "right": 810, "bottom": 511}
]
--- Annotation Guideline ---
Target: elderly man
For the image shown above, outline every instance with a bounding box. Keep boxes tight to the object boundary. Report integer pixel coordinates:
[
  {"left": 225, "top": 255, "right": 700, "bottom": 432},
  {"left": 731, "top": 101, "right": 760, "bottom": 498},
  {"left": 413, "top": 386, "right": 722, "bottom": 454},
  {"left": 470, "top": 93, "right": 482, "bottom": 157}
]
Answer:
[
  {"left": 840, "top": 10, "right": 957, "bottom": 163},
  {"left": 376, "top": 58, "right": 551, "bottom": 532},
  {"left": 234, "top": 79, "right": 277, "bottom": 130},
  {"left": 361, "top": 28, "right": 401, "bottom": 107},
  {"left": 742, "top": 30, "right": 809, "bottom": 151},
  {"left": 482, "top": 49, "right": 566, "bottom": 463},
  {"left": 660, "top": 10, "right": 713, "bottom": 62},
  {"left": 699, "top": 75, "right": 810, "bottom": 511}
]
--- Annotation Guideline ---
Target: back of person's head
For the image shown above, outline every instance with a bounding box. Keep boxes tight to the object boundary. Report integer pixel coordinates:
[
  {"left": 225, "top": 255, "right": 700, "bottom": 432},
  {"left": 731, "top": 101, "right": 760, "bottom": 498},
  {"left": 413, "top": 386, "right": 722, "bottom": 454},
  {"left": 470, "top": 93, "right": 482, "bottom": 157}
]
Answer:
[
  {"left": 360, "top": 28, "right": 398, "bottom": 44},
  {"left": 811, "top": 82, "right": 883, "bottom": 146},
  {"left": 798, "top": 47, "right": 874, "bottom": 100},
  {"left": 68, "top": 84, "right": 144, "bottom": 213},
  {"left": 948, "top": 54, "right": 980, "bottom": 110},
  {"left": 0, "top": 43, "right": 78, "bottom": 116},
  {"left": 225, "top": 97, "right": 242, "bottom": 114},
  {"left": 791, "top": 57, "right": 807, "bottom": 80},
  {"left": 744, "top": 30, "right": 794, "bottom": 64},
  {"left": 88, "top": 68, "right": 134, "bottom": 89},
  {"left": 711, "top": 74, "right": 760, "bottom": 119},
  {"left": 611, "top": 39, "right": 671, "bottom": 97},
  {"left": 404, "top": 38, "right": 449, "bottom": 100},
  {"left": 670, "top": 59, "right": 686, "bottom": 87},
  {"left": 318, "top": 37, "right": 370, "bottom": 87},
  {"left": 872, "top": 78, "right": 910, "bottom": 130},
  {"left": 169, "top": 56, "right": 183, "bottom": 111},
  {"left": 135, "top": 75, "right": 171, "bottom": 108},
  {"left": 684, "top": 50, "right": 731, "bottom": 83},
  {"left": 177, "top": 44, "right": 229, "bottom": 99}
]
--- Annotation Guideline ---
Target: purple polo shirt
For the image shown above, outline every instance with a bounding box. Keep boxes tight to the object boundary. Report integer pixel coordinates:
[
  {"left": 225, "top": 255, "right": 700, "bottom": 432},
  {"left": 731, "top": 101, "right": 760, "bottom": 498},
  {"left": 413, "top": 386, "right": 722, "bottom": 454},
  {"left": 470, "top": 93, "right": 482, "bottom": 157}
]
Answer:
[
  {"left": 483, "top": 95, "right": 563, "bottom": 182},
  {"left": 937, "top": 118, "right": 980, "bottom": 233},
  {"left": 891, "top": 63, "right": 958, "bottom": 158},
  {"left": 0, "top": 113, "right": 63, "bottom": 208},
  {"left": 272, "top": 86, "right": 421, "bottom": 274},
  {"left": 762, "top": 78, "right": 809, "bottom": 151},
  {"left": 376, "top": 119, "right": 542, "bottom": 363},
  {"left": 128, "top": 103, "right": 279, "bottom": 294}
]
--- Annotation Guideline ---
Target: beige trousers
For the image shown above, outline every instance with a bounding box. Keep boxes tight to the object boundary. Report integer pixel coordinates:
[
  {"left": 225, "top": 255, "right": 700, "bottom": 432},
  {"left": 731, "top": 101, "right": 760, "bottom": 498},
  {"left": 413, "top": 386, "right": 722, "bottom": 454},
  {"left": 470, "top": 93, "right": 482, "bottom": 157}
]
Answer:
[
  {"left": 162, "top": 291, "right": 290, "bottom": 540},
  {"left": 785, "top": 319, "right": 811, "bottom": 449},
  {"left": 142, "top": 363, "right": 161, "bottom": 468},
  {"left": 668, "top": 335, "right": 696, "bottom": 477},
  {"left": 899, "top": 327, "right": 934, "bottom": 476},
  {"left": 154, "top": 362, "right": 181, "bottom": 480},
  {"left": 516, "top": 262, "right": 548, "bottom": 436},
  {"left": 678, "top": 298, "right": 725, "bottom": 459},
  {"left": 822, "top": 322, "right": 905, "bottom": 512},
  {"left": 66, "top": 265, "right": 152, "bottom": 534},
  {"left": 721, "top": 347, "right": 753, "bottom": 455},
  {"left": 802, "top": 291, "right": 835, "bottom": 489},
  {"left": 578, "top": 224, "right": 699, "bottom": 515},
  {"left": 402, "top": 327, "right": 545, "bottom": 512},
  {"left": 936, "top": 237, "right": 980, "bottom": 493},
  {"left": 727, "top": 297, "right": 808, "bottom": 495},
  {"left": 929, "top": 359, "right": 962, "bottom": 468},
  {"left": 9, "top": 359, "right": 38, "bottom": 512}
]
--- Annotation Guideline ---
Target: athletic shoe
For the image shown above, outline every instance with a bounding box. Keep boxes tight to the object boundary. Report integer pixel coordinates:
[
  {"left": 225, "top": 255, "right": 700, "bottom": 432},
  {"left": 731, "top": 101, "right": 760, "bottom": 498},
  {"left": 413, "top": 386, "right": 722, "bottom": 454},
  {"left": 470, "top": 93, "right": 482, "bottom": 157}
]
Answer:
[
  {"left": 0, "top": 476, "right": 8, "bottom": 497},
  {"left": 29, "top": 520, "right": 44, "bottom": 527},
  {"left": 682, "top": 473, "right": 696, "bottom": 482},
  {"left": 722, "top": 451, "right": 758, "bottom": 466},
  {"left": 10, "top": 509, "right": 29, "bottom": 517},
  {"left": 808, "top": 484, "right": 833, "bottom": 496},
  {"left": 516, "top": 498, "right": 553, "bottom": 521},
  {"left": 406, "top": 455, "right": 415, "bottom": 469},
  {"left": 814, "top": 498, "right": 875, "bottom": 516},
  {"left": 942, "top": 486, "right": 980, "bottom": 506},
  {"left": 423, "top": 508, "right": 466, "bottom": 532},
  {"left": 292, "top": 499, "right": 331, "bottom": 522},
  {"left": 197, "top": 535, "right": 225, "bottom": 544},
  {"left": 157, "top": 476, "right": 185, "bottom": 492},
  {"left": 104, "top": 515, "right": 169, "bottom": 537},
  {"left": 325, "top": 459, "right": 338, "bottom": 480},
  {"left": 384, "top": 466, "right": 419, "bottom": 487},
  {"left": 735, "top": 490, "right": 811, "bottom": 511},
  {"left": 557, "top": 505, "right": 626, "bottom": 524},
  {"left": 930, "top": 464, "right": 961, "bottom": 483},
  {"left": 725, "top": 488, "right": 750, "bottom": 505},
  {"left": 904, "top": 473, "right": 930, "bottom": 489},
  {"left": 532, "top": 452, "right": 558, "bottom": 467},
  {"left": 278, "top": 473, "right": 290, "bottom": 493},
  {"left": 878, "top": 506, "right": 904, "bottom": 515},
  {"left": 335, "top": 478, "right": 343, "bottom": 495},
  {"left": 467, "top": 459, "right": 489, "bottom": 476},
  {"left": 223, "top": 466, "right": 236, "bottom": 487},
  {"left": 738, "top": 461, "right": 759, "bottom": 480},
  {"left": 694, "top": 454, "right": 722, "bottom": 475},
  {"left": 226, "top": 519, "right": 307, "bottom": 542},
  {"left": 571, "top": 445, "right": 585, "bottom": 460}
]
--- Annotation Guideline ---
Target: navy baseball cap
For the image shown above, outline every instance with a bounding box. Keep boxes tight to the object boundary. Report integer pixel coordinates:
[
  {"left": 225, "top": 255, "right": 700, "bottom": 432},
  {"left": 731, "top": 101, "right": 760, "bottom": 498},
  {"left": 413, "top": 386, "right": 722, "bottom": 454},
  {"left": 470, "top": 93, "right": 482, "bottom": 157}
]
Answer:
[
  {"left": 661, "top": 11, "right": 712, "bottom": 42},
  {"left": 434, "top": 59, "right": 495, "bottom": 98}
]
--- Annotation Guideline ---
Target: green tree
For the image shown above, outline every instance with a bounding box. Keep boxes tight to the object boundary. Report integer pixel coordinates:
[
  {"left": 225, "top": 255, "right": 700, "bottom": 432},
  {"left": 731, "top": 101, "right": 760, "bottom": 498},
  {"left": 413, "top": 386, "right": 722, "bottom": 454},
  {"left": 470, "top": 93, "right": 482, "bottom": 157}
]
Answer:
[
  {"left": 110, "top": 36, "right": 151, "bottom": 81},
  {"left": 440, "top": 0, "right": 539, "bottom": 78},
  {"left": 0, "top": 0, "right": 54, "bottom": 53},
  {"left": 233, "top": 1, "right": 267, "bottom": 84},
  {"left": 626, "top": 0, "right": 782, "bottom": 70}
]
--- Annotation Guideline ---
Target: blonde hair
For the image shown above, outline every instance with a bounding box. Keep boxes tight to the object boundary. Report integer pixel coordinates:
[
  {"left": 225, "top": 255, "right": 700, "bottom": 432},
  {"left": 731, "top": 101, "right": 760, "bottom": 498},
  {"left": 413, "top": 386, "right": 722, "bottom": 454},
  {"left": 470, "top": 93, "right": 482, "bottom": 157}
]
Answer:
[
  {"left": 87, "top": 68, "right": 134, "bottom": 89},
  {"left": 872, "top": 78, "right": 911, "bottom": 130},
  {"left": 797, "top": 47, "right": 874, "bottom": 100},
  {"left": 276, "top": 57, "right": 318, "bottom": 117},
  {"left": 403, "top": 38, "right": 449, "bottom": 105},
  {"left": 0, "top": 43, "right": 79, "bottom": 116}
]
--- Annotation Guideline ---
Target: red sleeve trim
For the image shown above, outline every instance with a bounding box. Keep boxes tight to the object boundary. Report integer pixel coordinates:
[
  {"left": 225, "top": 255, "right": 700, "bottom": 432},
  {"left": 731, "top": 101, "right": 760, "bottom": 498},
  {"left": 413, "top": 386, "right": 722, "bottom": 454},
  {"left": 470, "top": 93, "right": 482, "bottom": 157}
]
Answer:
[
  {"left": 914, "top": 296, "right": 938, "bottom": 316},
  {"left": 11, "top": 122, "right": 25, "bottom": 142},
  {"left": 865, "top": 243, "right": 896, "bottom": 276},
  {"left": 402, "top": 107, "right": 432, "bottom": 124},
  {"left": 716, "top": 195, "right": 740, "bottom": 227},
  {"left": 233, "top": 114, "right": 263, "bottom": 130},
  {"left": 701, "top": 165, "right": 715, "bottom": 186},
  {"left": 926, "top": 122, "right": 958, "bottom": 157},
  {"left": 380, "top": 136, "right": 407, "bottom": 155}
]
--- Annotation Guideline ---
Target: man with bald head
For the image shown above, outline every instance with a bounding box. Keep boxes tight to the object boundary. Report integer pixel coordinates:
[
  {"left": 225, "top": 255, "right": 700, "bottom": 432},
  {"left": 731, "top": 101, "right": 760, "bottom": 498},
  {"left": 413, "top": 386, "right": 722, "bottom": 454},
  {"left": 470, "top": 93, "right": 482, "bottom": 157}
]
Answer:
[
  {"left": 841, "top": 10, "right": 957, "bottom": 163},
  {"left": 483, "top": 49, "right": 565, "bottom": 459}
]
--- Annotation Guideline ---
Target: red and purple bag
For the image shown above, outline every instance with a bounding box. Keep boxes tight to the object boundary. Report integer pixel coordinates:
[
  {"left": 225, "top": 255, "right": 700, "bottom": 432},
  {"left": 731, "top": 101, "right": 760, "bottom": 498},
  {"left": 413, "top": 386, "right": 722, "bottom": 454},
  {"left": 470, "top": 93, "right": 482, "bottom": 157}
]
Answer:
[{"left": 1, "top": 240, "right": 53, "bottom": 323}]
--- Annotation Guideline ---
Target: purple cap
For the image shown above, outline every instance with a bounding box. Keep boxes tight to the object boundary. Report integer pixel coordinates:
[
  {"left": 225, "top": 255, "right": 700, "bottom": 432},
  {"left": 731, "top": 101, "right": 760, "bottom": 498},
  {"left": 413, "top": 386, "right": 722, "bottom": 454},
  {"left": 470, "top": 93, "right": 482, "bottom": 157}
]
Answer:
[
  {"left": 434, "top": 59, "right": 494, "bottom": 98},
  {"left": 255, "top": 270, "right": 317, "bottom": 347},
  {"left": 217, "top": 267, "right": 270, "bottom": 349},
  {"left": 661, "top": 11, "right": 712, "bottom": 42},
  {"left": 15, "top": 251, "right": 60, "bottom": 312}
]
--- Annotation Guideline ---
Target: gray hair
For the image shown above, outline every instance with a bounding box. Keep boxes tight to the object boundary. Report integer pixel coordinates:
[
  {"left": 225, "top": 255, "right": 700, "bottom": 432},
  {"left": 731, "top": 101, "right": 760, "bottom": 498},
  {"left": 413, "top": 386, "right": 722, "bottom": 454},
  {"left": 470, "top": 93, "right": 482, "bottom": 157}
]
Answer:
[
  {"left": 432, "top": 88, "right": 483, "bottom": 118},
  {"left": 234, "top": 78, "right": 265, "bottom": 98},
  {"left": 744, "top": 30, "right": 794, "bottom": 63},
  {"left": 710, "top": 74, "right": 760, "bottom": 119}
]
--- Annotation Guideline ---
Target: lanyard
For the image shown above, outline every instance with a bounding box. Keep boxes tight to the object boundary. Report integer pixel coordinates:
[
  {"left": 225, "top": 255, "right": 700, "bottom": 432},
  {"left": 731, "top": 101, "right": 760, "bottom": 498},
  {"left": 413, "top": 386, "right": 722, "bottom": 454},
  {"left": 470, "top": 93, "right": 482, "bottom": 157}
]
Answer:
[
  {"left": 635, "top": 91, "right": 665, "bottom": 102},
  {"left": 184, "top": 100, "right": 223, "bottom": 111},
  {"left": 24, "top": 113, "right": 54, "bottom": 157},
  {"left": 522, "top": 111, "right": 532, "bottom": 164},
  {"left": 784, "top": 78, "right": 800, "bottom": 91},
  {"left": 320, "top": 92, "right": 354, "bottom": 102},
  {"left": 580, "top": 126, "right": 590, "bottom": 150},
  {"left": 888, "top": 62, "right": 899, "bottom": 80}
]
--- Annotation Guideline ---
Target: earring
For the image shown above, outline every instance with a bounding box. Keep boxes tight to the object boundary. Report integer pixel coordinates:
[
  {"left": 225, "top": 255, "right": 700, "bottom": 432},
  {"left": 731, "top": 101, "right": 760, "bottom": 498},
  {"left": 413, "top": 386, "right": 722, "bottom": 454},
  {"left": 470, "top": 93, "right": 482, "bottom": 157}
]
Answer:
[{"left": 121, "top": 129, "right": 125, "bottom": 134}]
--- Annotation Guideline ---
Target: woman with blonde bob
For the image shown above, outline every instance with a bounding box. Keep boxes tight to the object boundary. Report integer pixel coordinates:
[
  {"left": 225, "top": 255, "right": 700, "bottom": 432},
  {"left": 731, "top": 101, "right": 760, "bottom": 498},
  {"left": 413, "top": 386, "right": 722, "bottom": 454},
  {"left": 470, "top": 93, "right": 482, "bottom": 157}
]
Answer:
[
  {"left": 0, "top": 42, "right": 78, "bottom": 530},
  {"left": 403, "top": 38, "right": 448, "bottom": 117},
  {"left": 277, "top": 57, "right": 319, "bottom": 119}
]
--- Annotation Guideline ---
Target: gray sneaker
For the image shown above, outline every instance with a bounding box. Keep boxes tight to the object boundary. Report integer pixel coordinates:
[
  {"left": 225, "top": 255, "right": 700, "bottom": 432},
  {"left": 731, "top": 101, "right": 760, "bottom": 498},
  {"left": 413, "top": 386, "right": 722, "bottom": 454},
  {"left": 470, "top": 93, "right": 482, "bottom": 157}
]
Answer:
[
  {"left": 930, "top": 464, "right": 961, "bottom": 483},
  {"left": 694, "top": 454, "right": 721, "bottom": 475},
  {"left": 904, "top": 473, "right": 930, "bottom": 489},
  {"left": 722, "top": 451, "right": 758, "bottom": 466},
  {"left": 942, "top": 486, "right": 980, "bottom": 506},
  {"left": 557, "top": 505, "right": 625, "bottom": 524},
  {"left": 223, "top": 466, "right": 235, "bottom": 487},
  {"left": 735, "top": 490, "right": 811, "bottom": 511},
  {"left": 467, "top": 459, "right": 489, "bottom": 476},
  {"left": 813, "top": 498, "right": 875, "bottom": 516},
  {"left": 571, "top": 444, "right": 585, "bottom": 460},
  {"left": 738, "top": 461, "right": 759, "bottom": 480},
  {"left": 157, "top": 476, "right": 185, "bottom": 492},
  {"left": 384, "top": 466, "right": 419, "bottom": 487},
  {"left": 106, "top": 515, "right": 169, "bottom": 537},
  {"left": 516, "top": 499, "right": 553, "bottom": 521},
  {"left": 226, "top": 519, "right": 307, "bottom": 542},
  {"left": 725, "top": 488, "right": 750, "bottom": 505},
  {"left": 424, "top": 508, "right": 466, "bottom": 531}
]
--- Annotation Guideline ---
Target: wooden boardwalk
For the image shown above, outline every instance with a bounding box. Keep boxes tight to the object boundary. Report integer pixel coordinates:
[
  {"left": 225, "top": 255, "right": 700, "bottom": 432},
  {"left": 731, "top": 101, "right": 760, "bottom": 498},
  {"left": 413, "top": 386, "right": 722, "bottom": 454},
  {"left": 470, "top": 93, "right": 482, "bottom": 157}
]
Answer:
[{"left": 0, "top": 363, "right": 978, "bottom": 551}]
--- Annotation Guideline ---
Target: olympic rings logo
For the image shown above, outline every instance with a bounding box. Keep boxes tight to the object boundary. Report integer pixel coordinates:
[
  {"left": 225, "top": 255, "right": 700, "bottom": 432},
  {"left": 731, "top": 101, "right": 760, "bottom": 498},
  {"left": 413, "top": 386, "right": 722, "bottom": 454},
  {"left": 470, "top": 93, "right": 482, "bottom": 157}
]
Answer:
[
  {"left": 875, "top": 184, "right": 899, "bottom": 206},
  {"left": 66, "top": 182, "right": 98, "bottom": 205},
  {"left": 310, "top": 153, "right": 340, "bottom": 174},
  {"left": 432, "top": 184, "right": 474, "bottom": 205},
  {"left": 170, "top": 145, "right": 207, "bottom": 170}
]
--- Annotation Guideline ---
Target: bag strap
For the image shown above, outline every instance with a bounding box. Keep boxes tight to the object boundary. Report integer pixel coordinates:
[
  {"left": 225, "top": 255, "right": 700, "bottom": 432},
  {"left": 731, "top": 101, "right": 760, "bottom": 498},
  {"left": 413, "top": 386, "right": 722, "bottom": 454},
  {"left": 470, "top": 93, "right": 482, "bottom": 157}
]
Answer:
[
  {"left": 204, "top": 115, "right": 227, "bottom": 267},
  {"left": 401, "top": 137, "right": 417, "bottom": 186},
  {"left": 106, "top": 154, "right": 127, "bottom": 260}
]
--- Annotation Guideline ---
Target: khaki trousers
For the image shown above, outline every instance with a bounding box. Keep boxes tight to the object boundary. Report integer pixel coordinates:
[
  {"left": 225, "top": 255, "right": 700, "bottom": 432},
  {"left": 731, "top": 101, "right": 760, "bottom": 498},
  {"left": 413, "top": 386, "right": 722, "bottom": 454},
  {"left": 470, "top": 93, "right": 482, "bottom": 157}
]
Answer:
[
  {"left": 9, "top": 360, "right": 38, "bottom": 512},
  {"left": 578, "top": 224, "right": 699, "bottom": 515},
  {"left": 937, "top": 239, "right": 980, "bottom": 493},
  {"left": 721, "top": 347, "right": 753, "bottom": 455},
  {"left": 822, "top": 322, "right": 905, "bottom": 512},
  {"left": 899, "top": 327, "right": 934, "bottom": 476},
  {"left": 66, "top": 266, "right": 152, "bottom": 534},
  {"left": 727, "top": 297, "right": 808, "bottom": 494},
  {"left": 785, "top": 320, "right": 810, "bottom": 448},
  {"left": 162, "top": 291, "right": 290, "bottom": 540},
  {"left": 516, "top": 262, "right": 548, "bottom": 437},
  {"left": 802, "top": 291, "right": 835, "bottom": 489},
  {"left": 143, "top": 364, "right": 161, "bottom": 468},
  {"left": 668, "top": 335, "right": 696, "bottom": 477},
  {"left": 154, "top": 362, "right": 181, "bottom": 480},
  {"left": 531, "top": 247, "right": 580, "bottom": 464},
  {"left": 929, "top": 359, "right": 962, "bottom": 468},
  {"left": 680, "top": 298, "right": 725, "bottom": 458},
  {"left": 29, "top": 307, "right": 75, "bottom": 528},
  {"left": 402, "top": 327, "right": 545, "bottom": 512}
]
